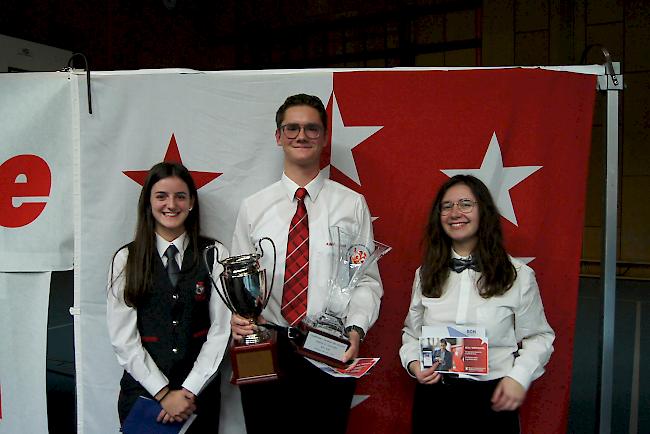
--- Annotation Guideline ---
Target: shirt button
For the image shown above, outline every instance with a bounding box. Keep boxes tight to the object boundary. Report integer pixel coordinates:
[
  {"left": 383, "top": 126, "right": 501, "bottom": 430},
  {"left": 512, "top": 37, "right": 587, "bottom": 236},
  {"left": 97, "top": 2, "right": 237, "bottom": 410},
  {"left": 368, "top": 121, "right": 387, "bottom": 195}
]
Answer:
[
  {"left": 172, "top": 348, "right": 178, "bottom": 354},
  {"left": 172, "top": 320, "right": 179, "bottom": 326}
]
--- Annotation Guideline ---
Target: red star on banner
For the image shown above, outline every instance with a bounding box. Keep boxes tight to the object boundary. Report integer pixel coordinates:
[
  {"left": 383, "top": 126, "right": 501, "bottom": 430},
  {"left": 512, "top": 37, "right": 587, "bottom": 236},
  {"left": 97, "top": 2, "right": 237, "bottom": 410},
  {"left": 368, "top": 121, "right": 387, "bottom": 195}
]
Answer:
[{"left": 123, "top": 133, "right": 222, "bottom": 188}]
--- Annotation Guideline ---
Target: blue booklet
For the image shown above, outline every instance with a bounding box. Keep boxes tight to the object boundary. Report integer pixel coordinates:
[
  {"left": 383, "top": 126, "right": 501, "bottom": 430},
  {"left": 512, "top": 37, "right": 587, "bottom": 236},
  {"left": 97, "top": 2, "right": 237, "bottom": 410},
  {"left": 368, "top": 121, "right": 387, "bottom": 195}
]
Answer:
[{"left": 122, "top": 396, "right": 196, "bottom": 434}]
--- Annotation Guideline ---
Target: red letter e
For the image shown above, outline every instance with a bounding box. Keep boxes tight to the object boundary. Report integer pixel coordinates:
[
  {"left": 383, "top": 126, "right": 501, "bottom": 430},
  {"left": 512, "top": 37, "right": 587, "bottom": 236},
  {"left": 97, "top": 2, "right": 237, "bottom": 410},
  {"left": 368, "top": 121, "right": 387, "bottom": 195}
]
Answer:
[{"left": 0, "top": 154, "right": 52, "bottom": 228}]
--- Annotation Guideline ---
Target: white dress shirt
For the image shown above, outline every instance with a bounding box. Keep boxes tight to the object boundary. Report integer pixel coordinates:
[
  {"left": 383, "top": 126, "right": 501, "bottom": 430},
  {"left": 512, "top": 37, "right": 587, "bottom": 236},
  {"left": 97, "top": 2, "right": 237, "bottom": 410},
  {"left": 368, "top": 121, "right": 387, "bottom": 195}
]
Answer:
[
  {"left": 106, "top": 232, "right": 232, "bottom": 397},
  {"left": 231, "top": 171, "right": 383, "bottom": 334},
  {"left": 400, "top": 252, "right": 555, "bottom": 390}
]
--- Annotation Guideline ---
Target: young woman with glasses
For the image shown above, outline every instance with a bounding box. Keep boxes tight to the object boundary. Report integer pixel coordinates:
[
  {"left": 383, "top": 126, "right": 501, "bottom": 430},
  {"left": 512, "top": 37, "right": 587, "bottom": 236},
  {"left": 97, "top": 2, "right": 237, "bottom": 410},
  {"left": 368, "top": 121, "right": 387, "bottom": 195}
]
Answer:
[{"left": 400, "top": 174, "right": 555, "bottom": 433}]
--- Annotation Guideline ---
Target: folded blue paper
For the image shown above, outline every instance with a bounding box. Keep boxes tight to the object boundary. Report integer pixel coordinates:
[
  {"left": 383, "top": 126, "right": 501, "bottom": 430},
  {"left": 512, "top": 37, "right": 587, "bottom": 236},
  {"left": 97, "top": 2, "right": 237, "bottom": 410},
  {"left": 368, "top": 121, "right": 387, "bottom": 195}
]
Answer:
[{"left": 123, "top": 396, "right": 196, "bottom": 434}]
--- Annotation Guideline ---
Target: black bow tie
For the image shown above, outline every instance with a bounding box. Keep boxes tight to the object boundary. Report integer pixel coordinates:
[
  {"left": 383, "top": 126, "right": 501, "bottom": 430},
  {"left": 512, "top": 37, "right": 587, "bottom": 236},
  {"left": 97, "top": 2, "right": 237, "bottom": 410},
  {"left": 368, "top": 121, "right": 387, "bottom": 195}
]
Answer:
[{"left": 449, "top": 257, "right": 480, "bottom": 273}]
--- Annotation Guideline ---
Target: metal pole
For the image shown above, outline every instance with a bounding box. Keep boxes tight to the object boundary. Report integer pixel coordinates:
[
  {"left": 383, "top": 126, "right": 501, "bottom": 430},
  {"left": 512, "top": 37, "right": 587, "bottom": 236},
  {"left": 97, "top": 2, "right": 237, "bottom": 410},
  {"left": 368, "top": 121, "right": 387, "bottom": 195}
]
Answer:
[{"left": 598, "top": 60, "right": 622, "bottom": 434}]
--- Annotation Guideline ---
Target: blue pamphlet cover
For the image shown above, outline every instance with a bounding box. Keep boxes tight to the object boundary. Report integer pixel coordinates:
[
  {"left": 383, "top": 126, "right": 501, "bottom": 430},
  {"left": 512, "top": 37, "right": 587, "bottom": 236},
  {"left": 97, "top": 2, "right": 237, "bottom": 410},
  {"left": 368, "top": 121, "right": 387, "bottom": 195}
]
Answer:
[{"left": 123, "top": 396, "right": 196, "bottom": 434}]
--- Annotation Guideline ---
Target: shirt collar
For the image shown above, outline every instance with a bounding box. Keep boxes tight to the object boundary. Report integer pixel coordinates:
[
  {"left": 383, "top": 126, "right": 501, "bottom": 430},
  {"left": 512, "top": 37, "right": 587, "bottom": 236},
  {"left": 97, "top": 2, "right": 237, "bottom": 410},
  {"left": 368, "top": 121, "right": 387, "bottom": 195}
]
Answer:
[
  {"left": 451, "top": 248, "right": 473, "bottom": 261},
  {"left": 281, "top": 170, "right": 325, "bottom": 202},
  {"left": 156, "top": 232, "right": 188, "bottom": 258}
]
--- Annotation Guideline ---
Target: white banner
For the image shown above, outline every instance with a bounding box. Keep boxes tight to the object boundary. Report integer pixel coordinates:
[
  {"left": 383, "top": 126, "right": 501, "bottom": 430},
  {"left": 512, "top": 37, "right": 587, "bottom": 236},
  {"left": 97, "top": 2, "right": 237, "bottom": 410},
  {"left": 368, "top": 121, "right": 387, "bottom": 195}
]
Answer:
[
  {"left": 0, "top": 72, "right": 73, "bottom": 272},
  {"left": 0, "top": 272, "right": 51, "bottom": 434},
  {"left": 75, "top": 70, "right": 332, "bottom": 434}
]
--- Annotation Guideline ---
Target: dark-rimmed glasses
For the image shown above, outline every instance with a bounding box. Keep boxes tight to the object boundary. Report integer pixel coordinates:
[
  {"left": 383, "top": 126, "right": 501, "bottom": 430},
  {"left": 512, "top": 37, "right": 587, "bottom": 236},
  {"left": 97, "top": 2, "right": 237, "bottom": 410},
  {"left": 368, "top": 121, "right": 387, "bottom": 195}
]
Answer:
[
  {"left": 440, "top": 199, "right": 477, "bottom": 215},
  {"left": 279, "top": 123, "right": 323, "bottom": 139}
]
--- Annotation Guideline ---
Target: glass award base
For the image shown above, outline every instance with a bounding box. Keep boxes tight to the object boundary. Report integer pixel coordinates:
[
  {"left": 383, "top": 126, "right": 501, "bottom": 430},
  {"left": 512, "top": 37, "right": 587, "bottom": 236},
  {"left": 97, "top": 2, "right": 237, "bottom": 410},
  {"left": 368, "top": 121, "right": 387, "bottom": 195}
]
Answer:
[
  {"left": 295, "top": 315, "right": 351, "bottom": 369},
  {"left": 312, "top": 312, "right": 345, "bottom": 335},
  {"left": 230, "top": 330, "right": 279, "bottom": 384}
]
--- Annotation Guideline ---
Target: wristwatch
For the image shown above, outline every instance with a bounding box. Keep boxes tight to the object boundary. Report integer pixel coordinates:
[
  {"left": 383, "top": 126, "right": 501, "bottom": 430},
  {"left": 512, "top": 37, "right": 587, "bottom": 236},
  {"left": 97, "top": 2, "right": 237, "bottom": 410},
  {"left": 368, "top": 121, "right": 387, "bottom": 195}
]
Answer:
[{"left": 344, "top": 325, "right": 366, "bottom": 342}]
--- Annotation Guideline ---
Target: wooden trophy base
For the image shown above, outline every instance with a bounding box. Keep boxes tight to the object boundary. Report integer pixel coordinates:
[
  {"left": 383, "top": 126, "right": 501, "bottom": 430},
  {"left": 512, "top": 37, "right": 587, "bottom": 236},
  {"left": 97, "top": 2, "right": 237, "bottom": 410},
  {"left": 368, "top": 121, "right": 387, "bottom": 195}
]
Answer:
[
  {"left": 230, "top": 330, "right": 279, "bottom": 385},
  {"left": 295, "top": 322, "right": 351, "bottom": 369}
]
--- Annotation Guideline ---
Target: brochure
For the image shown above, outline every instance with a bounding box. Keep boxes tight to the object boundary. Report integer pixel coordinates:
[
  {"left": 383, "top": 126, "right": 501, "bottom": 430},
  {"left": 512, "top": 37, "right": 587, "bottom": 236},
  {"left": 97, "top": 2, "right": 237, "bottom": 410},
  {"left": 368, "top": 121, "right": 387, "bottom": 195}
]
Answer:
[
  {"left": 308, "top": 357, "right": 380, "bottom": 378},
  {"left": 419, "top": 325, "right": 488, "bottom": 375}
]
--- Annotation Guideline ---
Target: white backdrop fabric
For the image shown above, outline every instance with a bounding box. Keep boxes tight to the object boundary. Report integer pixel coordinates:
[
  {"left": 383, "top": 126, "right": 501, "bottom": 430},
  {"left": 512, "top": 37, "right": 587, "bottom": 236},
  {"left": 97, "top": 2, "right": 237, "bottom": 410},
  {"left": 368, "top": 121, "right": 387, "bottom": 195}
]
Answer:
[
  {"left": 75, "top": 70, "right": 332, "bottom": 434},
  {"left": 0, "top": 272, "right": 51, "bottom": 434},
  {"left": 0, "top": 73, "right": 73, "bottom": 272}
]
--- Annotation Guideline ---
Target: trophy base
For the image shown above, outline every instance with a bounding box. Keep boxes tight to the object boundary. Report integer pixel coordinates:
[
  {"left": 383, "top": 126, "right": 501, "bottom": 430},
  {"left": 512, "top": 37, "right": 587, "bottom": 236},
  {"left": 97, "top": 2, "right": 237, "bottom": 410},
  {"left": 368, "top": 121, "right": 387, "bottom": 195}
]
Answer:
[
  {"left": 230, "top": 330, "right": 279, "bottom": 385},
  {"left": 295, "top": 321, "right": 351, "bottom": 369}
]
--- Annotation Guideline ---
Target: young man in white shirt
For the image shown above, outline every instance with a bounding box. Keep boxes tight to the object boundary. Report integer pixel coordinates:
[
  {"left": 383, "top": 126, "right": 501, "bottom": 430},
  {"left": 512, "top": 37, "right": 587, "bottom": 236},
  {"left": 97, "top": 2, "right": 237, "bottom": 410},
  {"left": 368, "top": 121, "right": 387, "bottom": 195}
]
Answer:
[{"left": 230, "top": 94, "right": 383, "bottom": 434}]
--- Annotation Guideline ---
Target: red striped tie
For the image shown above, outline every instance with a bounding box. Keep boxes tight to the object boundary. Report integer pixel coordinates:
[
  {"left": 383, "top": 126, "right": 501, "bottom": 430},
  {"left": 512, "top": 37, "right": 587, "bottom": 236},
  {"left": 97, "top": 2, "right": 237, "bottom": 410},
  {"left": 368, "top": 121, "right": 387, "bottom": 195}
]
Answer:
[{"left": 281, "top": 187, "right": 309, "bottom": 326}]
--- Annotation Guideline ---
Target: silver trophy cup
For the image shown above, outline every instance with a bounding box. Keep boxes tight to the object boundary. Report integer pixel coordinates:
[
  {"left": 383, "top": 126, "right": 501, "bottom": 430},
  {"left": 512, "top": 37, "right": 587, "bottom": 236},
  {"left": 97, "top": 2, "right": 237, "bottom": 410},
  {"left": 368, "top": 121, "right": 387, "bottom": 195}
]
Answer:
[
  {"left": 205, "top": 237, "right": 276, "bottom": 344},
  {"left": 204, "top": 237, "right": 280, "bottom": 384}
]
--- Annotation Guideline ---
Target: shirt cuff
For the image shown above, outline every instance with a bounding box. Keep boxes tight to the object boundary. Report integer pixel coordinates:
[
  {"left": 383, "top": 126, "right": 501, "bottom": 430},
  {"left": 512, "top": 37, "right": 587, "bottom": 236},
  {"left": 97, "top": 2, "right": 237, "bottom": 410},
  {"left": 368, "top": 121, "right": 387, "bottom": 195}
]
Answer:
[
  {"left": 345, "top": 314, "right": 370, "bottom": 336},
  {"left": 506, "top": 365, "right": 533, "bottom": 391},
  {"left": 405, "top": 360, "right": 418, "bottom": 378},
  {"left": 182, "top": 370, "right": 207, "bottom": 396},
  {"left": 141, "top": 371, "right": 169, "bottom": 398}
]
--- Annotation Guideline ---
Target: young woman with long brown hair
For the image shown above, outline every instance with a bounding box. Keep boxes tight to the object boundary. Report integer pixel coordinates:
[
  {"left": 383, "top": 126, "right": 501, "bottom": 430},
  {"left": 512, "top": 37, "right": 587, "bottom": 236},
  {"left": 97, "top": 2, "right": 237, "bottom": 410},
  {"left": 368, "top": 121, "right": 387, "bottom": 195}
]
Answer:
[
  {"left": 400, "top": 174, "right": 555, "bottom": 433},
  {"left": 107, "top": 162, "right": 230, "bottom": 432}
]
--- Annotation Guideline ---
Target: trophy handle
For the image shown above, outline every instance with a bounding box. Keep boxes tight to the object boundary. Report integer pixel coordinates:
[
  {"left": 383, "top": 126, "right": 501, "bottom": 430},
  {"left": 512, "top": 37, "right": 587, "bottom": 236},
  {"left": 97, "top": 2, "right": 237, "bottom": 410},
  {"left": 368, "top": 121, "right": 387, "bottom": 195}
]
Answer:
[
  {"left": 203, "top": 244, "right": 236, "bottom": 313},
  {"left": 214, "top": 243, "right": 227, "bottom": 265},
  {"left": 257, "top": 237, "right": 276, "bottom": 306}
]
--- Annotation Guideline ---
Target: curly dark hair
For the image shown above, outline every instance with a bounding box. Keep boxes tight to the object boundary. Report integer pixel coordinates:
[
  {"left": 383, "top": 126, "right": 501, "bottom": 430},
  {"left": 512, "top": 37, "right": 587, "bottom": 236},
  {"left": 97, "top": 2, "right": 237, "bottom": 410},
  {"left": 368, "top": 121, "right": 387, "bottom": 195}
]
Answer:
[
  {"left": 420, "top": 174, "right": 516, "bottom": 298},
  {"left": 275, "top": 93, "right": 328, "bottom": 130}
]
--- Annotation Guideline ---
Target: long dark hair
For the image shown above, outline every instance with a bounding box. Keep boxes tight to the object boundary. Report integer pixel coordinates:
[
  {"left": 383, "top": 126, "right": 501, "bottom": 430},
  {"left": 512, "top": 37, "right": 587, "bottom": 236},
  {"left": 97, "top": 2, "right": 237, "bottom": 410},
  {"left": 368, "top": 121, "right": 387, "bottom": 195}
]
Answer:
[
  {"left": 420, "top": 174, "right": 516, "bottom": 298},
  {"left": 110, "top": 162, "right": 201, "bottom": 307}
]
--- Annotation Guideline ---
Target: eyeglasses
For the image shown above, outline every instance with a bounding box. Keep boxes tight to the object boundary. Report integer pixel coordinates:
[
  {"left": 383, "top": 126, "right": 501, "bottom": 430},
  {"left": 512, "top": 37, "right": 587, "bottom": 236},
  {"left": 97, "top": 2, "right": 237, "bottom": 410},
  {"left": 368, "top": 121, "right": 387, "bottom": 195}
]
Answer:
[
  {"left": 279, "top": 123, "right": 323, "bottom": 139},
  {"left": 440, "top": 199, "right": 477, "bottom": 215}
]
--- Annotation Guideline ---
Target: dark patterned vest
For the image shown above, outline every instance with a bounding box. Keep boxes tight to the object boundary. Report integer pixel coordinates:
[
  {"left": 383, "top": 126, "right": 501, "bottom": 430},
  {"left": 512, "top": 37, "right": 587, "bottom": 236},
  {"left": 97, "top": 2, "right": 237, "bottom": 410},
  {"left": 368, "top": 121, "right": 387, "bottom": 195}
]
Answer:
[{"left": 119, "top": 237, "right": 215, "bottom": 396}]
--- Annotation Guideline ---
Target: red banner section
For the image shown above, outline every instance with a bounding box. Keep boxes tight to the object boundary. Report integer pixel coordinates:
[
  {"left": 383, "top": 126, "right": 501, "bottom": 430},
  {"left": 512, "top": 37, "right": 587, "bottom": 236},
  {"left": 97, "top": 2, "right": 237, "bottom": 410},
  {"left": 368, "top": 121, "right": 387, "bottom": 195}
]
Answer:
[{"left": 327, "top": 69, "right": 596, "bottom": 434}]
